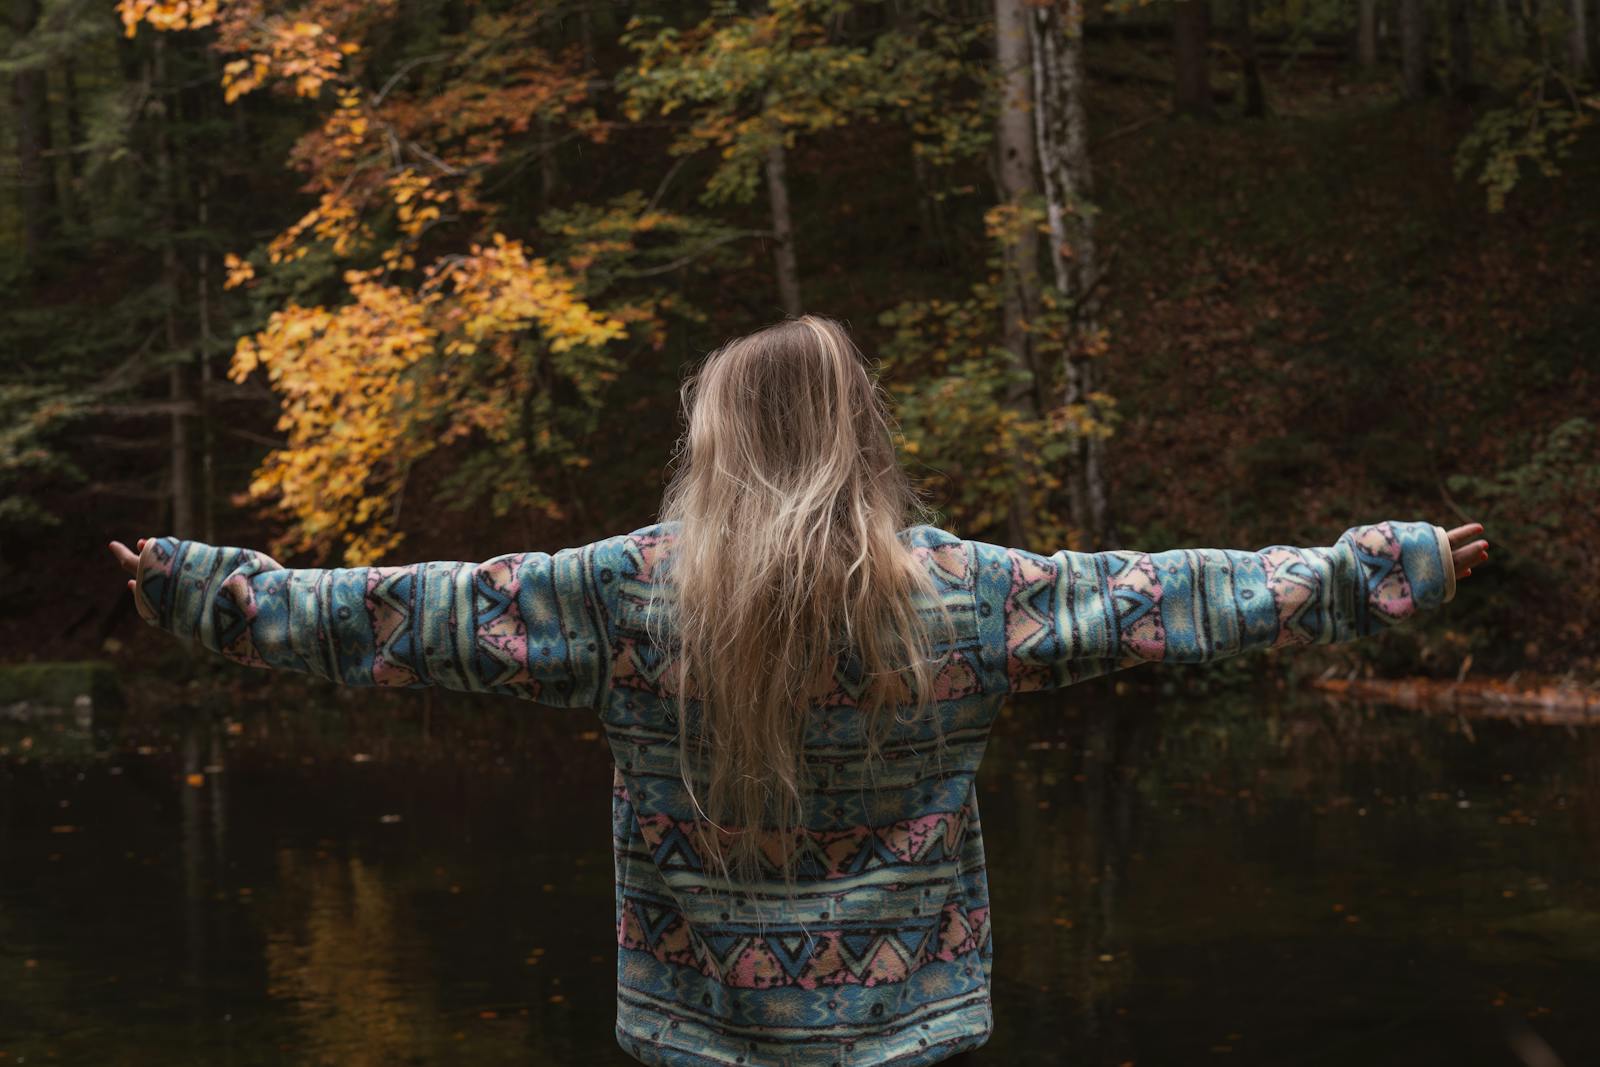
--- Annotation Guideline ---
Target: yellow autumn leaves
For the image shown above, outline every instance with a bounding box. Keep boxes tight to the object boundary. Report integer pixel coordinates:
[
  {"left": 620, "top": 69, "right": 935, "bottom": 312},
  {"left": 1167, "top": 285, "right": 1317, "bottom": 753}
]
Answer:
[
  {"left": 118, "top": 1, "right": 366, "bottom": 102},
  {"left": 229, "top": 238, "right": 626, "bottom": 564},
  {"left": 117, "top": 0, "right": 218, "bottom": 37}
]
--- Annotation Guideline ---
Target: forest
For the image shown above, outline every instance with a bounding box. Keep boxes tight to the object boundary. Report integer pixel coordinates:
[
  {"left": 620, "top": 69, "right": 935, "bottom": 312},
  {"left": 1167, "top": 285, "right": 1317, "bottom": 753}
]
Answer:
[
  {"left": 2, "top": 0, "right": 1598, "bottom": 682},
  {"left": 5, "top": 3, "right": 1600, "bottom": 1064}
]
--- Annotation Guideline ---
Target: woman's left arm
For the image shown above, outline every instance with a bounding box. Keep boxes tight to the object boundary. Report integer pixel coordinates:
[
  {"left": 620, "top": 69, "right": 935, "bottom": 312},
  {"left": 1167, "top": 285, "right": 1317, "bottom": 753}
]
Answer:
[{"left": 109, "top": 535, "right": 616, "bottom": 709}]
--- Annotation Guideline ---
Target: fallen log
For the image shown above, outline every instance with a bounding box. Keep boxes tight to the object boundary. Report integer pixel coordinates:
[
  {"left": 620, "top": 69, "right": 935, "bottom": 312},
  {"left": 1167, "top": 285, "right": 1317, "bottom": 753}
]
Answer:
[{"left": 1310, "top": 675, "right": 1600, "bottom": 725}]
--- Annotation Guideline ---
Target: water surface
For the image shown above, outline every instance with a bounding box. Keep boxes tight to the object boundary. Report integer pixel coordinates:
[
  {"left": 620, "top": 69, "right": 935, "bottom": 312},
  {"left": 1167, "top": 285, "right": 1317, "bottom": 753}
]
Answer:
[{"left": 3, "top": 680, "right": 1597, "bottom": 1065}]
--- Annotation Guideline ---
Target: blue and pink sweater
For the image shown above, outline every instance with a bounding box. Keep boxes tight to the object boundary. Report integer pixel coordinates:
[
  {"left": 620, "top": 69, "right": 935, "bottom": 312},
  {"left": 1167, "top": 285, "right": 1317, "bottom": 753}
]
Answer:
[{"left": 134, "top": 519, "right": 1455, "bottom": 1065}]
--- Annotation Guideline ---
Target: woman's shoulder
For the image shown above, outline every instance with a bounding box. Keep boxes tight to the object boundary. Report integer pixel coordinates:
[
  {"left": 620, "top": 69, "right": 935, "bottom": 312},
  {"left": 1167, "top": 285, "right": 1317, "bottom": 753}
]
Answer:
[{"left": 896, "top": 522, "right": 962, "bottom": 547}]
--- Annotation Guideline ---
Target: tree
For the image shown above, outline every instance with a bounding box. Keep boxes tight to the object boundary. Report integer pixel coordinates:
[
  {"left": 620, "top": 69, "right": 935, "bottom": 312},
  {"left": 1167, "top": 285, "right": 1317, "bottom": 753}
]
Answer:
[
  {"left": 1569, "top": 0, "right": 1590, "bottom": 78},
  {"left": 1029, "top": 0, "right": 1114, "bottom": 546},
  {"left": 1233, "top": 0, "right": 1267, "bottom": 117},
  {"left": 617, "top": 1, "right": 897, "bottom": 317},
  {"left": 8, "top": 0, "right": 57, "bottom": 269},
  {"left": 1173, "top": 0, "right": 1214, "bottom": 117},
  {"left": 119, "top": 0, "right": 692, "bottom": 562},
  {"left": 1358, "top": 0, "right": 1379, "bottom": 67},
  {"left": 992, "top": 0, "right": 1046, "bottom": 546},
  {"left": 1401, "top": 0, "right": 1429, "bottom": 100},
  {"left": 1447, "top": 0, "right": 1473, "bottom": 97}
]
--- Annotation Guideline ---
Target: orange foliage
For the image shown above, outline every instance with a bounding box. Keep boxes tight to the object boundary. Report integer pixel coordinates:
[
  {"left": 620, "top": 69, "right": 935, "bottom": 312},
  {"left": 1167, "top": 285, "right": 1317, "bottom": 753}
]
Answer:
[
  {"left": 122, "top": 1, "right": 644, "bottom": 561},
  {"left": 230, "top": 239, "right": 626, "bottom": 563}
]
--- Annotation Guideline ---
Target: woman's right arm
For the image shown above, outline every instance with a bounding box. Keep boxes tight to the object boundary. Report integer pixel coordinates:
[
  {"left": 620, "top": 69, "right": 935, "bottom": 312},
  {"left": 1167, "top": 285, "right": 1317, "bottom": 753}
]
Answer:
[
  {"left": 110, "top": 534, "right": 618, "bottom": 709},
  {"left": 966, "top": 519, "right": 1482, "bottom": 696}
]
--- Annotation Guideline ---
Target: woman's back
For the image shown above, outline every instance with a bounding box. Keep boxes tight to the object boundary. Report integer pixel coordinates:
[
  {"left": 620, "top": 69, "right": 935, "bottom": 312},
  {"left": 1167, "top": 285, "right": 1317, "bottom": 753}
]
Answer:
[{"left": 603, "top": 520, "right": 1000, "bottom": 1066}]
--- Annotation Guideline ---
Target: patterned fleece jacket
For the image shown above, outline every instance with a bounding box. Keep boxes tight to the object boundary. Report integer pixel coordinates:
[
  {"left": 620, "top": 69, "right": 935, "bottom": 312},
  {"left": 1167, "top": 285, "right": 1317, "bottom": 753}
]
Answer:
[{"left": 133, "top": 519, "right": 1456, "bottom": 1067}]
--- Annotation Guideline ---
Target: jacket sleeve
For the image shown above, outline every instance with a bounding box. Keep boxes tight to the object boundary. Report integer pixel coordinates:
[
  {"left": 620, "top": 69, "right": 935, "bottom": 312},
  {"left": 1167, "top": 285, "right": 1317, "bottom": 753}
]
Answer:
[
  {"left": 133, "top": 536, "right": 618, "bottom": 709},
  {"left": 966, "top": 520, "right": 1456, "bottom": 695}
]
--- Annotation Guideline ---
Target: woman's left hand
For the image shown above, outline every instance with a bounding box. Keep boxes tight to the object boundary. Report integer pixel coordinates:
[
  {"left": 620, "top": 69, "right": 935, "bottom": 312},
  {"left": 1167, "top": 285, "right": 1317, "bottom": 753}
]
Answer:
[{"left": 1445, "top": 523, "right": 1488, "bottom": 581}]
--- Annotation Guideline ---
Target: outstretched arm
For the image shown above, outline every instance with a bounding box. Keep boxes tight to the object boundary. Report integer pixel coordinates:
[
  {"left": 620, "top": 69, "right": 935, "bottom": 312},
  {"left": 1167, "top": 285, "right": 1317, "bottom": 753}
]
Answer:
[
  {"left": 108, "top": 535, "right": 616, "bottom": 709},
  {"left": 969, "top": 521, "right": 1487, "bottom": 696}
]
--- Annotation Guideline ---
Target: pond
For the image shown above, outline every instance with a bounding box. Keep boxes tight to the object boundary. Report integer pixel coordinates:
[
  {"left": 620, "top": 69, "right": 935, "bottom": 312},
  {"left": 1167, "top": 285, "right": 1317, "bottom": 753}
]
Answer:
[{"left": 3, "top": 679, "right": 1598, "bottom": 1066}]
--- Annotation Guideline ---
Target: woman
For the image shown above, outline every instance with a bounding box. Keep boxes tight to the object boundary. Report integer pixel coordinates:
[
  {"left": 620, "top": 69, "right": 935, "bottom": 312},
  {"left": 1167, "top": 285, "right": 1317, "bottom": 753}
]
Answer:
[{"left": 110, "top": 313, "right": 1488, "bottom": 1066}]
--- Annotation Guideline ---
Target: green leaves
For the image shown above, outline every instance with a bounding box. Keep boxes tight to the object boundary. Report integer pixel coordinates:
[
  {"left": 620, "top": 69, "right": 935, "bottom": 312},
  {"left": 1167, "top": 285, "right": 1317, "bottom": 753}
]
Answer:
[
  {"left": 616, "top": 0, "right": 988, "bottom": 207},
  {"left": 1455, "top": 84, "right": 1597, "bottom": 213}
]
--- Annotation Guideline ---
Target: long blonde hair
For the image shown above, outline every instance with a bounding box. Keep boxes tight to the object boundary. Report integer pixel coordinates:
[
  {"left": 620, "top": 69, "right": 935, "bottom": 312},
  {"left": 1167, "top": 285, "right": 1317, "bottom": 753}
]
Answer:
[{"left": 648, "top": 314, "right": 960, "bottom": 890}]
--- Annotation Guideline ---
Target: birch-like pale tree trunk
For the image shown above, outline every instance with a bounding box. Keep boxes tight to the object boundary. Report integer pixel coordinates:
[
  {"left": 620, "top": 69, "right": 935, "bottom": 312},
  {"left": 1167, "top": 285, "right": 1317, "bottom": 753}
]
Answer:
[
  {"left": 1028, "top": 0, "right": 1112, "bottom": 548},
  {"left": 993, "top": 0, "right": 1046, "bottom": 547},
  {"left": 765, "top": 136, "right": 803, "bottom": 317}
]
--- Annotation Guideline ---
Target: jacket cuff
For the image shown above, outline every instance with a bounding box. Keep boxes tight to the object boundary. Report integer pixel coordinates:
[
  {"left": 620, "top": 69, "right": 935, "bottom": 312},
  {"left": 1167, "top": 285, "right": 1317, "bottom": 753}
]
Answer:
[{"left": 1432, "top": 524, "right": 1457, "bottom": 604}]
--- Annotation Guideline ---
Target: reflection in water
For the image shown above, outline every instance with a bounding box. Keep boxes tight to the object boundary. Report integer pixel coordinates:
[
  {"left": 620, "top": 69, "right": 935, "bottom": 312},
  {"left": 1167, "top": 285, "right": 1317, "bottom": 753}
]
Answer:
[
  {"left": 1, "top": 684, "right": 1599, "bottom": 1065},
  {"left": 263, "top": 849, "right": 470, "bottom": 1066}
]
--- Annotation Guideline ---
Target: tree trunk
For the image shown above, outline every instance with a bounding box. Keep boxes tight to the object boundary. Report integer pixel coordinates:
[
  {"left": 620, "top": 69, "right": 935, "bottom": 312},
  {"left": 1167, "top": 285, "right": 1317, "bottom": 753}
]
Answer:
[
  {"left": 903, "top": 1, "right": 949, "bottom": 260},
  {"left": 578, "top": 1, "right": 597, "bottom": 70},
  {"left": 764, "top": 136, "right": 803, "bottom": 317},
  {"left": 1516, "top": 0, "right": 1540, "bottom": 58},
  {"left": 1490, "top": 0, "right": 1512, "bottom": 47},
  {"left": 1570, "top": 0, "right": 1590, "bottom": 76},
  {"left": 909, "top": 148, "right": 949, "bottom": 258},
  {"left": 1591, "top": 0, "right": 1600, "bottom": 79},
  {"left": 1401, "top": 0, "right": 1428, "bottom": 100},
  {"left": 63, "top": 56, "right": 88, "bottom": 228},
  {"left": 10, "top": 0, "right": 56, "bottom": 268},
  {"left": 1029, "top": 0, "right": 1113, "bottom": 548},
  {"left": 198, "top": 174, "right": 217, "bottom": 544},
  {"left": 1358, "top": 0, "right": 1380, "bottom": 65},
  {"left": 1173, "top": 0, "right": 1214, "bottom": 117},
  {"left": 1235, "top": 0, "right": 1267, "bottom": 115},
  {"left": 1591, "top": 0, "right": 1600, "bottom": 80},
  {"left": 153, "top": 36, "right": 194, "bottom": 538},
  {"left": 539, "top": 113, "right": 560, "bottom": 207},
  {"left": 993, "top": 0, "right": 1047, "bottom": 548},
  {"left": 1448, "top": 0, "right": 1473, "bottom": 96}
]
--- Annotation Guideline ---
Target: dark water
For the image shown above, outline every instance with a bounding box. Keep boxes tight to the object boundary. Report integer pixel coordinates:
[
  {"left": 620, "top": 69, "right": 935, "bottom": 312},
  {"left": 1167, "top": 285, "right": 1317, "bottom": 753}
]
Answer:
[{"left": 3, "top": 679, "right": 1599, "bottom": 1066}]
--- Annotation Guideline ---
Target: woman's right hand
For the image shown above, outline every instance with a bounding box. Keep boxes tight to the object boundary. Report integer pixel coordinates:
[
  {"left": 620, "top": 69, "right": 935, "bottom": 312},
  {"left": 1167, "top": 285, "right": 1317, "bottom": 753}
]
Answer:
[
  {"left": 108, "top": 538, "right": 148, "bottom": 596},
  {"left": 1445, "top": 523, "right": 1488, "bottom": 581}
]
